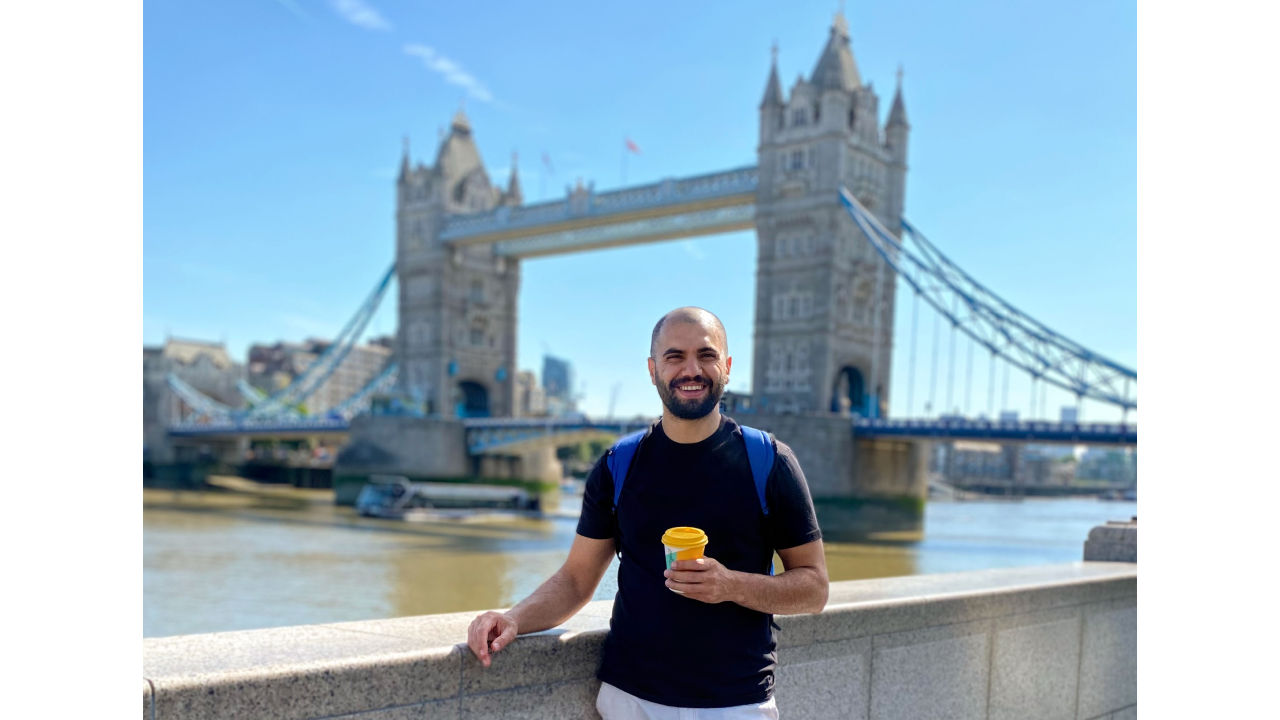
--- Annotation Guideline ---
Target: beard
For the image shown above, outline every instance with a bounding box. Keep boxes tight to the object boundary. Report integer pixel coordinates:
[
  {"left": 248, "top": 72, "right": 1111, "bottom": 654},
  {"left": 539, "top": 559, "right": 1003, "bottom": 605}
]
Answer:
[{"left": 656, "top": 373, "right": 727, "bottom": 420}]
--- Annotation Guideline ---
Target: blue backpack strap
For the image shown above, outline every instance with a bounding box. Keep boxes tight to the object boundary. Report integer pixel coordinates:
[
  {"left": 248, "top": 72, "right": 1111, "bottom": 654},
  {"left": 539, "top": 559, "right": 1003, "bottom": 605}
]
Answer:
[
  {"left": 606, "top": 429, "right": 647, "bottom": 509},
  {"left": 740, "top": 425, "right": 777, "bottom": 576},
  {"left": 740, "top": 425, "right": 775, "bottom": 516}
]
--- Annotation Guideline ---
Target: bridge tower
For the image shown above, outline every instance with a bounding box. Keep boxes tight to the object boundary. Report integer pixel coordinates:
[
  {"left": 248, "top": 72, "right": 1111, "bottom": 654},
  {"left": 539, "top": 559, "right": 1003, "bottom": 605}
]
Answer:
[
  {"left": 395, "top": 110, "right": 523, "bottom": 418},
  {"left": 753, "top": 12, "right": 909, "bottom": 417}
]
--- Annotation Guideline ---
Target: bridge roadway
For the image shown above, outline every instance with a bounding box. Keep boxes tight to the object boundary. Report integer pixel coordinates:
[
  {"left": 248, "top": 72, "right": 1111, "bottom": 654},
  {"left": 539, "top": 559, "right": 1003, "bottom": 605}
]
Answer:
[{"left": 168, "top": 415, "right": 1137, "bottom": 449}]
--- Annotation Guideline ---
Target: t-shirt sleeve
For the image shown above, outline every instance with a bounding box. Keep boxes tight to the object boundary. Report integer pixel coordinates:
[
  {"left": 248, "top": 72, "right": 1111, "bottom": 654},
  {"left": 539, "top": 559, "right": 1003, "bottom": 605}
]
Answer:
[
  {"left": 575, "top": 452, "right": 617, "bottom": 540},
  {"left": 765, "top": 439, "right": 823, "bottom": 550}
]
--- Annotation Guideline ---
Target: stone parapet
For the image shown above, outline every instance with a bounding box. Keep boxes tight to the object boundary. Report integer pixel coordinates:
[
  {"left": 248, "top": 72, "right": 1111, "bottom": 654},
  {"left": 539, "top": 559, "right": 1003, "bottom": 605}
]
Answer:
[
  {"left": 1084, "top": 519, "right": 1138, "bottom": 563},
  {"left": 143, "top": 562, "right": 1137, "bottom": 720}
]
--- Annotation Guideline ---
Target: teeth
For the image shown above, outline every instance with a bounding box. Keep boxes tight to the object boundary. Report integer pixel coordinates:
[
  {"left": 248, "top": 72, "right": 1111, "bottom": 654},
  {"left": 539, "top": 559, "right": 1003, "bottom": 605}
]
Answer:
[{"left": 679, "top": 385, "right": 705, "bottom": 391}]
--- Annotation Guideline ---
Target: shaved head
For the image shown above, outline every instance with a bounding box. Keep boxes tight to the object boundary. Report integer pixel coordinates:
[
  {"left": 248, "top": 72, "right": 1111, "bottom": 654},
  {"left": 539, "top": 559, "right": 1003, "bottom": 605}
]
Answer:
[{"left": 649, "top": 307, "right": 728, "bottom": 359}]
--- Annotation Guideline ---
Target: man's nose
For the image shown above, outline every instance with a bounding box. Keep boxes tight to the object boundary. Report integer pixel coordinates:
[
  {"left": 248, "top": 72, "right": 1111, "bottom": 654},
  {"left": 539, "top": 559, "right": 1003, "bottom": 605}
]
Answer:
[{"left": 680, "top": 355, "right": 702, "bottom": 379}]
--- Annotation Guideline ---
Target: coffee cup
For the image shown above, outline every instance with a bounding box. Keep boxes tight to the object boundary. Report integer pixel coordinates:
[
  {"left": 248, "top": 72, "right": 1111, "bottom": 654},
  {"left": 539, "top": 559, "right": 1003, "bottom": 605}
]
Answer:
[{"left": 662, "top": 527, "right": 709, "bottom": 572}]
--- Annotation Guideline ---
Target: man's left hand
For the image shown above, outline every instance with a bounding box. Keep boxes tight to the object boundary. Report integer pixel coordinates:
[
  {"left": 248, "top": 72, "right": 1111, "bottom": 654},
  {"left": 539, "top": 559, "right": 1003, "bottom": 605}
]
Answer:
[{"left": 664, "top": 557, "right": 740, "bottom": 604}]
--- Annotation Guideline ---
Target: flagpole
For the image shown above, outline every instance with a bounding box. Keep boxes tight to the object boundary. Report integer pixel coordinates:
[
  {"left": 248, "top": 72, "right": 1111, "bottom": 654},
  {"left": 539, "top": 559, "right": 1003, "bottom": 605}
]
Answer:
[{"left": 621, "top": 140, "right": 627, "bottom": 187}]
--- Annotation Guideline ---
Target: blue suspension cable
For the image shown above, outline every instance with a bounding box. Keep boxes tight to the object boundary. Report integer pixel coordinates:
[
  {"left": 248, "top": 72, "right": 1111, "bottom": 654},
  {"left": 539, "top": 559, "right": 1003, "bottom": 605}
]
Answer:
[
  {"left": 964, "top": 337, "right": 974, "bottom": 415},
  {"left": 1002, "top": 358, "right": 1010, "bottom": 414},
  {"left": 987, "top": 350, "right": 996, "bottom": 417},
  {"left": 928, "top": 304, "right": 940, "bottom": 416},
  {"left": 946, "top": 295, "right": 957, "bottom": 414},
  {"left": 1029, "top": 374, "right": 1037, "bottom": 419},
  {"left": 907, "top": 291, "right": 919, "bottom": 417}
]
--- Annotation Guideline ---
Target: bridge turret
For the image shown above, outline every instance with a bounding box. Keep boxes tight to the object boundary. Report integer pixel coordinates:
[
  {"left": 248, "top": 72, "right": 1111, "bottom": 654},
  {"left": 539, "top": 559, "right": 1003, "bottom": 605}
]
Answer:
[
  {"left": 810, "top": 12, "right": 861, "bottom": 92},
  {"left": 502, "top": 152, "right": 523, "bottom": 207},
  {"left": 395, "top": 109, "right": 520, "bottom": 420},
  {"left": 752, "top": 10, "right": 902, "bottom": 418},
  {"left": 759, "top": 44, "right": 785, "bottom": 144},
  {"left": 883, "top": 68, "right": 910, "bottom": 230}
]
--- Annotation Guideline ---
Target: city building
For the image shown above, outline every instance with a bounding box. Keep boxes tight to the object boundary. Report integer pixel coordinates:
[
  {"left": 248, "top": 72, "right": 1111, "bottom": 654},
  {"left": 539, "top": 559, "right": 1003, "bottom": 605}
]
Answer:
[
  {"left": 542, "top": 355, "right": 573, "bottom": 402},
  {"left": 934, "top": 441, "right": 1083, "bottom": 487},
  {"left": 143, "top": 338, "right": 245, "bottom": 461},
  {"left": 514, "top": 370, "right": 547, "bottom": 417},
  {"left": 1077, "top": 448, "right": 1137, "bottom": 486},
  {"left": 247, "top": 337, "right": 392, "bottom": 415},
  {"left": 540, "top": 354, "right": 579, "bottom": 416}
]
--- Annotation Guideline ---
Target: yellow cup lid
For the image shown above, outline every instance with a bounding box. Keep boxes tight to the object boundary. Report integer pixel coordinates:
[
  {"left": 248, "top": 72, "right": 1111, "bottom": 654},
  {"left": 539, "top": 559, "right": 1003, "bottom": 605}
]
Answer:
[{"left": 662, "top": 527, "right": 708, "bottom": 548}]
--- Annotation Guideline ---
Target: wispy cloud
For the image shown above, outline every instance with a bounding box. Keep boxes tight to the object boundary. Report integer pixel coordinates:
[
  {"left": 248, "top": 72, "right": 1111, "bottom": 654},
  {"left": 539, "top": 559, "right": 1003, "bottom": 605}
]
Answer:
[
  {"left": 330, "top": 0, "right": 392, "bottom": 31},
  {"left": 404, "top": 44, "right": 495, "bottom": 103}
]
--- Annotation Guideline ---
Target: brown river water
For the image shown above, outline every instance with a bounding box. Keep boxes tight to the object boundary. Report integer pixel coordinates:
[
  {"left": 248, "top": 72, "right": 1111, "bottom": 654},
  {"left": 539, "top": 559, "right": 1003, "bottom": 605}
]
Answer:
[{"left": 143, "top": 488, "right": 1136, "bottom": 638}]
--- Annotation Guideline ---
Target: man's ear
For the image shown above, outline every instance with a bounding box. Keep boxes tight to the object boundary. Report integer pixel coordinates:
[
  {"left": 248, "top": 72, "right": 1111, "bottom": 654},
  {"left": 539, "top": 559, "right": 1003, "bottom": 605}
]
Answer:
[{"left": 647, "top": 357, "right": 657, "bottom": 385}]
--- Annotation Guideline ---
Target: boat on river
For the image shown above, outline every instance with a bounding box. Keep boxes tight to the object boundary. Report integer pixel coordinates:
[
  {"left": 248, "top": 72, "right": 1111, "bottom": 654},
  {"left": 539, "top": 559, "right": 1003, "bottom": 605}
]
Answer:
[{"left": 355, "top": 475, "right": 541, "bottom": 521}]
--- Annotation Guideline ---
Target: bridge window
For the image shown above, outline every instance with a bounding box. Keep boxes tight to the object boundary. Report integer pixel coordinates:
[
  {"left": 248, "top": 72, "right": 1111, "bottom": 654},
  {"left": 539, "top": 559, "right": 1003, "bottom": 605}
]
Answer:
[
  {"left": 800, "top": 294, "right": 812, "bottom": 318},
  {"left": 792, "top": 108, "right": 808, "bottom": 127},
  {"left": 789, "top": 151, "right": 805, "bottom": 171},
  {"left": 470, "top": 279, "right": 485, "bottom": 303},
  {"left": 470, "top": 327, "right": 484, "bottom": 346},
  {"left": 788, "top": 296, "right": 798, "bottom": 318}
]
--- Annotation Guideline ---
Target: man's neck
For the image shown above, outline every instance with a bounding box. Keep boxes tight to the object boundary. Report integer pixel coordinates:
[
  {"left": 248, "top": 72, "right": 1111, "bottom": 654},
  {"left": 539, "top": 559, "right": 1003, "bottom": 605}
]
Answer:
[{"left": 660, "top": 408, "right": 722, "bottom": 444}]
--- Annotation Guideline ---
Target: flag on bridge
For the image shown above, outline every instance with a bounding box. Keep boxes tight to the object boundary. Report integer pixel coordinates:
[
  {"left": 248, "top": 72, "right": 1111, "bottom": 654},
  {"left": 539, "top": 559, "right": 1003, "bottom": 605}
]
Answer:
[
  {"left": 542, "top": 151, "right": 554, "bottom": 174},
  {"left": 625, "top": 137, "right": 641, "bottom": 154}
]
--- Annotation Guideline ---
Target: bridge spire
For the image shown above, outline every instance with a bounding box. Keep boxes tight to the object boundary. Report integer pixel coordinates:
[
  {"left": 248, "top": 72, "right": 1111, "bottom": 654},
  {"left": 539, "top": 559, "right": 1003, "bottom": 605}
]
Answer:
[
  {"left": 399, "top": 135, "right": 411, "bottom": 182},
  {"left": 811, "top": 4, "right": 861, "bottom": 90},
  {"left": 887, "top": 65, "right": 909, "bottom": 127},
  {"left": 760, "top": 41, "right": 784, "bottom": 107},
  {"left": 504, "top": 151, "right": 523, "bottom": 206}
]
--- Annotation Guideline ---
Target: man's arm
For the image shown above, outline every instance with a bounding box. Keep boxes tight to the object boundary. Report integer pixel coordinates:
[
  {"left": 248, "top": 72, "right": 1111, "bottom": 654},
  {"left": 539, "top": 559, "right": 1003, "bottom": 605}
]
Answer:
[
  {"left": 466, "top": 534, "right": 615, "bottom": 667},
  {"left": 663, "top": 538, "right": 829, "bottom": 615}
]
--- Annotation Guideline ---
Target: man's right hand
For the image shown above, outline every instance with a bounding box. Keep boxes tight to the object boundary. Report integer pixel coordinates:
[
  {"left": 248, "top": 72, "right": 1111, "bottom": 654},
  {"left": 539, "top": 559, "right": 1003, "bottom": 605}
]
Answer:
[{"left": 466, "top": 611, "right": 518, "bottom": 668}]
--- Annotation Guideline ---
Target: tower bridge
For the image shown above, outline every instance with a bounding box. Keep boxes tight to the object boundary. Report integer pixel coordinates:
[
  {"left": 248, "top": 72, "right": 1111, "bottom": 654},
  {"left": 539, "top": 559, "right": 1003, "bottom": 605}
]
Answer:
[{"left": 164, "top": 13, "right": 1136, "bottom": 536}]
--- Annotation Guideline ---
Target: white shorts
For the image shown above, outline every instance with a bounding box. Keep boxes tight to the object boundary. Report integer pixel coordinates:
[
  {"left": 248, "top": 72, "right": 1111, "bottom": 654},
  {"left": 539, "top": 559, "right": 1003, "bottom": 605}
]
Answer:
[{"left": 596, "top": 681, "right": 780, "bottom": 720}]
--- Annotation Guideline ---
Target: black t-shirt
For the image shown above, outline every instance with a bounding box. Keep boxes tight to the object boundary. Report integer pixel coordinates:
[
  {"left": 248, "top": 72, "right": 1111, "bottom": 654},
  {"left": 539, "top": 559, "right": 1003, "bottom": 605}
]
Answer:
[{"left": 576, "top": 415, "right": 822, "bottom": 708}]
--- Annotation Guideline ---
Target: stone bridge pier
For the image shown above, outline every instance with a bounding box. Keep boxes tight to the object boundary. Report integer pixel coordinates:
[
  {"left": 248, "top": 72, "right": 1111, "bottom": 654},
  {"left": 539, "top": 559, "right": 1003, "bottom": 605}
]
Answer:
[{"left": 743, "top": 413, "right": 929, "bottom": 541}]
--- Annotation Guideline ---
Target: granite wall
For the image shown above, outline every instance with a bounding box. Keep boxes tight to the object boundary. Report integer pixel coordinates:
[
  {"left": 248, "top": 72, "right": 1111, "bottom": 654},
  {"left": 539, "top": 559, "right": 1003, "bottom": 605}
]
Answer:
[{"left": 142, "top": 562, "right": 1137, "bottom": 720}]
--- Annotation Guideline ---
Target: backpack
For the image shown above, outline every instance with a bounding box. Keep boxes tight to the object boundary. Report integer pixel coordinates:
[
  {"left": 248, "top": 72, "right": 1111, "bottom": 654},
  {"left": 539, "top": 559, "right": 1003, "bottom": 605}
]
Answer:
[{"left": 604, "top": 423, "right": 777, "bottom": 574}]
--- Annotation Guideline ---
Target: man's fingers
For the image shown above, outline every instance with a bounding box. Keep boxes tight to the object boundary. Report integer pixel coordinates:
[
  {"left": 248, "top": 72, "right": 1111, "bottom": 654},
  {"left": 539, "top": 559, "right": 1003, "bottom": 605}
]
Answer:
[
  {"left": 671, "top": 559, "right": 709, "bottom": 571},
  {"left": 468, "top": 615, "right": 496, "bottom": 666},
  {"left": 490, "top": 622, "right": 517, "bottom": 653},
  {"left": 665, "top": 570, "right": 707, "bottom": 583}
]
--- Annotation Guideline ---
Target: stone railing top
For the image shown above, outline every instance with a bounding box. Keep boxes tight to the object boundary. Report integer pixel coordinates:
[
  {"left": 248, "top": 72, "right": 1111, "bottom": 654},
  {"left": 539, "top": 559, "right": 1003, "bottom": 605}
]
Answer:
[
  {"left": 439, "top": 165, "right": 758, "bottom": 241},
  {"left": 143, "top": 561, "right": 1136, "bottom": 683}
]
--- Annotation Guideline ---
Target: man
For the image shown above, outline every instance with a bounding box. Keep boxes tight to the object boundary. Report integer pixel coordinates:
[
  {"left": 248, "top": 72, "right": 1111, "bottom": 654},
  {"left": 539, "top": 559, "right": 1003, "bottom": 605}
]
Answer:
[{"left": 467, "top": 307, "right": 828, "bottom": 718}]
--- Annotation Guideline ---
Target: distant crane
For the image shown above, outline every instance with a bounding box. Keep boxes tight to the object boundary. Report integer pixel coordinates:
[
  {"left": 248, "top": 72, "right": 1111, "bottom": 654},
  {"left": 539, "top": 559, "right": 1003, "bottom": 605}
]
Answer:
[{"left": 608, "top": 382, "right": 622, "bottom": 419}]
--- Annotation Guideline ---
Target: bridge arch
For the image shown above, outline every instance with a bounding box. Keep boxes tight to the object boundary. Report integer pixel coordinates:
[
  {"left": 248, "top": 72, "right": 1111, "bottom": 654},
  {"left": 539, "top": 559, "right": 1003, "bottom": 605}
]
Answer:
[
  {"left": 832, "top": 366, "right": 867, "bottom": 416},
  {"left": 456, "top": 380, "right": 490, "bottom": 418}
]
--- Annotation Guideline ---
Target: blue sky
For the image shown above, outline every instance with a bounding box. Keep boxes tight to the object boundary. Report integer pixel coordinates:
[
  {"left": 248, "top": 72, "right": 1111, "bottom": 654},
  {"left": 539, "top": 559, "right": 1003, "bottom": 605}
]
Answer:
[{"left": 144, "top": 0, "right": 1136, "bottom": 422}]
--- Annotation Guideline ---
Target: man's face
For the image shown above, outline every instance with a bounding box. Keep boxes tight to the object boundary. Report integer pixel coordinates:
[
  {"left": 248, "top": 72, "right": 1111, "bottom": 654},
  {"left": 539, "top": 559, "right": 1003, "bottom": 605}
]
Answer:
[{"left": 648, "top": 320, "right": 732, "bottom": 420}]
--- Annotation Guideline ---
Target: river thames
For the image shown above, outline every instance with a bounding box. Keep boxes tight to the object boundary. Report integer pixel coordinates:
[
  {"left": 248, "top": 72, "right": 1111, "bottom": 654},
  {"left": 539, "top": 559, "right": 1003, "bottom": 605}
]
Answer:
[{"left": 143, "top": 489, "right": 1136, "bottom": 638}]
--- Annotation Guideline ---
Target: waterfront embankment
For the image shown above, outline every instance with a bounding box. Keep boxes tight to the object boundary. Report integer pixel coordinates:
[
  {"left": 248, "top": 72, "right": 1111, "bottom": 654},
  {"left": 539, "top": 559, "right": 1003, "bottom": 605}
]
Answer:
[{"left": 143, "top": 560, "right": 1137, "bottom": 720}]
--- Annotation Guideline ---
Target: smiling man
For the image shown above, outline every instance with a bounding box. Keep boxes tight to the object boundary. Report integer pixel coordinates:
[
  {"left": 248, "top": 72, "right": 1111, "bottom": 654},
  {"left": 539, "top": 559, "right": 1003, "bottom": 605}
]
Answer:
[{"left": 467, "top": 307, "right": 828, "bottom": 719}]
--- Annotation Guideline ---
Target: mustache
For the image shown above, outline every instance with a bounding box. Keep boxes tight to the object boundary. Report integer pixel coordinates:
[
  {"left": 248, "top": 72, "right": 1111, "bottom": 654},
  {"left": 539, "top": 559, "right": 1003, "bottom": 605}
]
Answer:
[{"left": 669, "top": 376, "right": 709, "bottom": 390}]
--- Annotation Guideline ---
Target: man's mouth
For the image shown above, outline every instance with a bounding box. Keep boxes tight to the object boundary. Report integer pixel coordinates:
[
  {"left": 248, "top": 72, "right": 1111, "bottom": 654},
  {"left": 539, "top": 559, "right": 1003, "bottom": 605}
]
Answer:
[{"left": 674, "top": 382, "right": 707, "bottom": 399}]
